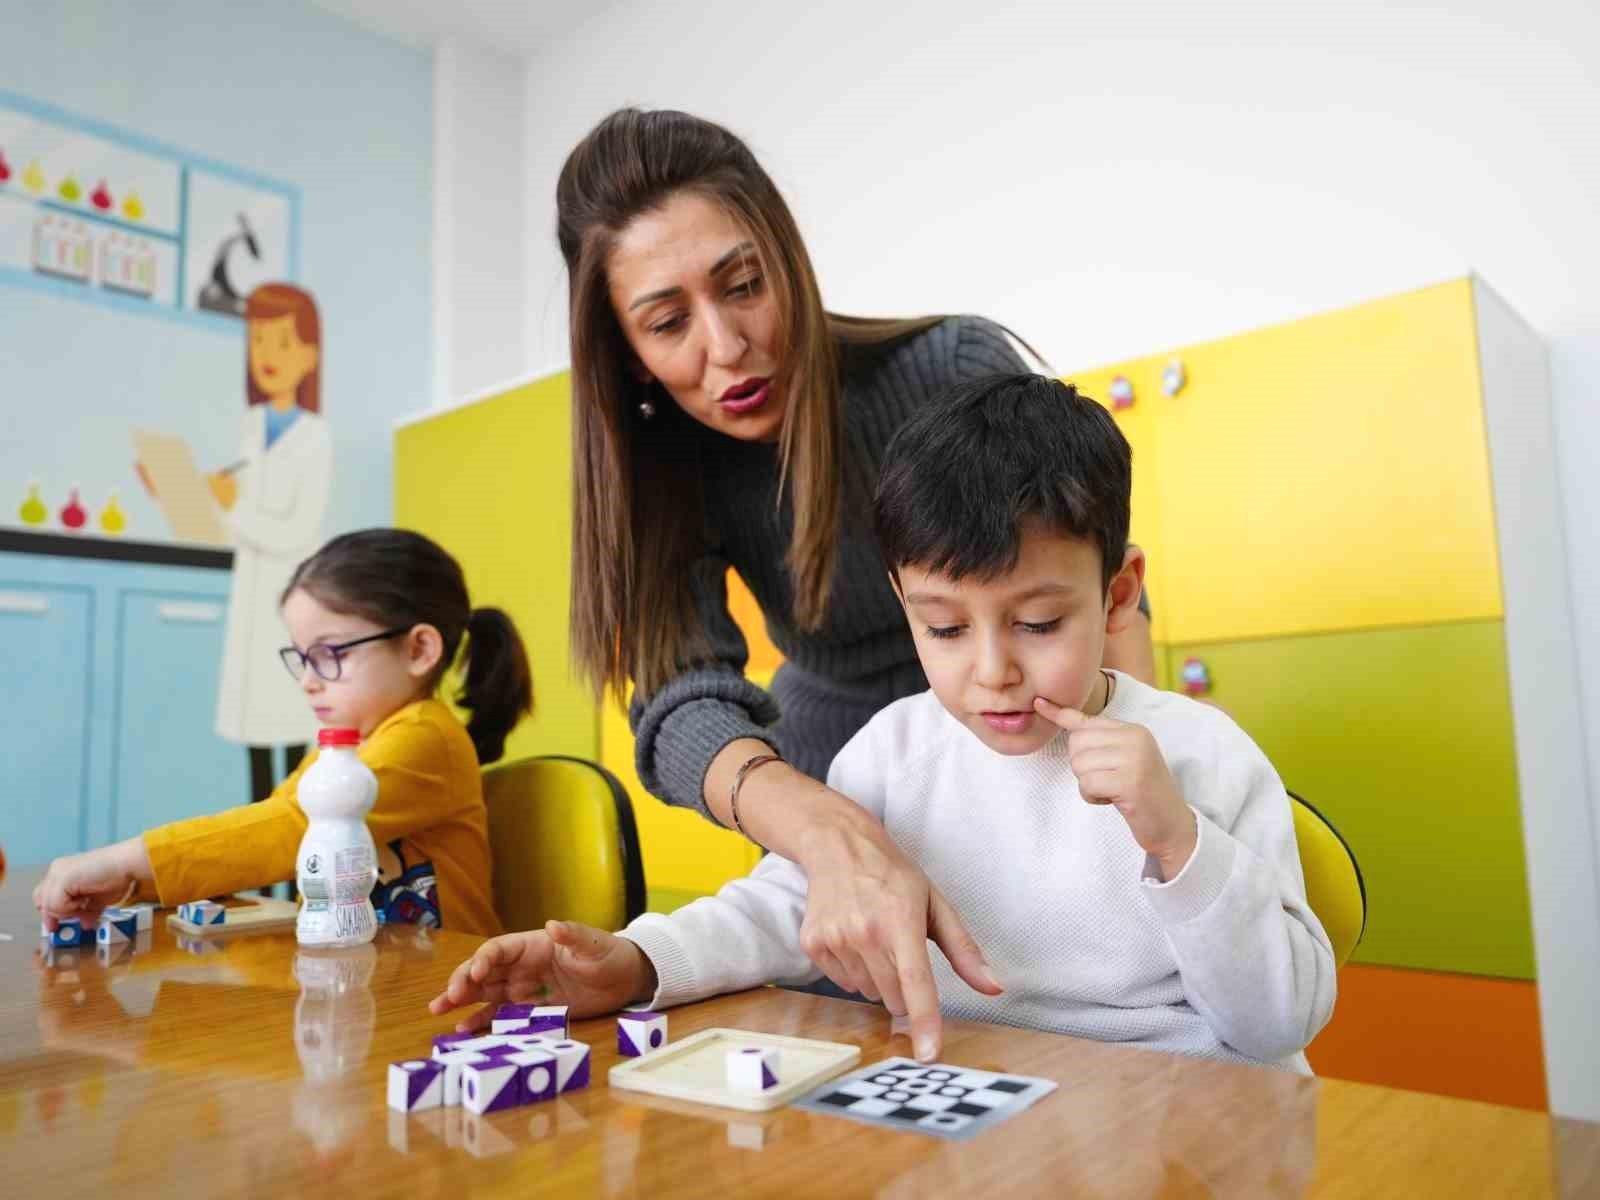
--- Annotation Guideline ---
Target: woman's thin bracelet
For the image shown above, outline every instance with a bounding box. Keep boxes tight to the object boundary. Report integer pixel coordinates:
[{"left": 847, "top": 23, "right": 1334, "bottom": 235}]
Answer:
[{"left": 729, "top": 751, "right": 783, "bottom": 845}]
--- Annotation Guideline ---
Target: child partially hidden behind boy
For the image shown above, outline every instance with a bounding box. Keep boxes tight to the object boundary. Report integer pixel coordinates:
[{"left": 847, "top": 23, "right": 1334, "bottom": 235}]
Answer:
[{"left": 433, "top": 373, "right": 1336, "bottom": 1071}]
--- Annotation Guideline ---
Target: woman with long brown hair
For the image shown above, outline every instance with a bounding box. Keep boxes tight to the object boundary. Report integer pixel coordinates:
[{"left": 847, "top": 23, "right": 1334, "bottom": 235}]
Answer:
[{"left": 562, "top": 108, "right": 1155, "bottom": 1060}]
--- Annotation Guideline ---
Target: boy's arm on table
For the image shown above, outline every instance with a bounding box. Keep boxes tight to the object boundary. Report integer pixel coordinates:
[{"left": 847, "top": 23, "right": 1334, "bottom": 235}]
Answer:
[
  {"left": 617, "top": 723, "right": 893, "bottom": 1009},
  {"left": 618, "top": 853, "right": 820, "bottom": 1008},
  {"left": 1144, "top": 730, "right": 1337, "bottom": 1062}
]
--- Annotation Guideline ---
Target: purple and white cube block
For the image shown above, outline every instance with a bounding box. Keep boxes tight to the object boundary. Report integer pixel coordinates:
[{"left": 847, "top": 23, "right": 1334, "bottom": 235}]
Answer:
[
  {"left": 491, "top": 1003, "right": 568, "bottom": 1036},
  {"left": 430, "top": 1030, "right": 483, "bottom": 1056},
  {"left": 537, "top": 1038, "right": 591, "bottom": 1093},
  {"left": 460, "top": 1060, "right": 525, "bottom": 1115},
  {"left": 431, "top": 1050, "right": 495, "bottom": 1106},
  {"left": 726, "top": 1046, "right": 780, "bottom": 1093},
  {"left": 617, "top": 1011, "right": 668, "bottom": 1057},
  {"left": 41, "top": 918, "right": 90, "bottom": 948},
  {"left": 431, "top": 1034, "right": 510, "bottom": 1059},
  {"left": 506, "top": 1049, "right": 559, "bottom": 1103},
  {"left": 387, "top": 1059, "right": 445, "bottom": 1112}
]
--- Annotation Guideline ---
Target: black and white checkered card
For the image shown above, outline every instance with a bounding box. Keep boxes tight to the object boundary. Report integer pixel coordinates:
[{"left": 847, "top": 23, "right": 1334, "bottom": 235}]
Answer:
[{"left": 794, "top": 1056, "right": 1057, "bottom": 1141}]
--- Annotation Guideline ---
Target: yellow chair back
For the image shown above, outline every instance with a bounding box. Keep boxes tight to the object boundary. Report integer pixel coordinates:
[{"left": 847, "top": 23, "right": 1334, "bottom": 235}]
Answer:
[
  {"left": 482, "top": 755, "right": 646, "bottom": 934},
  {"left": 1290, "top": 791, "right": 1367, "bottom": 968}
]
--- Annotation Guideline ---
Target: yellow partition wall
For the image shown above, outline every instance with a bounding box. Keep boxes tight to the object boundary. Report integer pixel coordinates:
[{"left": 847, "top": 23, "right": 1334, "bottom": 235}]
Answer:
[
  {"left": 395, "top": 373, "right": 764, "bottom": 908},
  {"left": 394, "top": 373, "right": 597, "bottom": 763},
  {"left": 596, "top": 575, "right": 777, "bottom": 903},
  {"left": 1071, "top": 278, "right": 1545, "bottom": 1108}
]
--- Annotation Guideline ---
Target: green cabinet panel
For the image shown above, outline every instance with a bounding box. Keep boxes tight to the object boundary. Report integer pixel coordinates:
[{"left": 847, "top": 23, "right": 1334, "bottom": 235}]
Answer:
[{"left": 1168, "top": 621, "right": 1534, "bottom": 979}]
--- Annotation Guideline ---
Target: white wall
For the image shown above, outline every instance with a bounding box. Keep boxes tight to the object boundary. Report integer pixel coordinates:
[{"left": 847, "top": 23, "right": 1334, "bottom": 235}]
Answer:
[
  {"left": 433, "top": 37, "right": 528, "bottom": 406},
  {"left": 520, "top": 0, "right": 1600, "bottom": 1117}
]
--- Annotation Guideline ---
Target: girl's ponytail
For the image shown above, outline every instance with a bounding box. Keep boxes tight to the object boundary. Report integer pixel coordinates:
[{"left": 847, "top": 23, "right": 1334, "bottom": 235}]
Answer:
[{"left": 457, "top": 606, "right": 534, "bottom": 764}]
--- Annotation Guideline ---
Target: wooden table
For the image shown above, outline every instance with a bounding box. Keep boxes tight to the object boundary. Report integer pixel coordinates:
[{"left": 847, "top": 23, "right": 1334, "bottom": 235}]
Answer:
[{"left": 2, "top": 865, "right": 1596, "bottom": 1198}]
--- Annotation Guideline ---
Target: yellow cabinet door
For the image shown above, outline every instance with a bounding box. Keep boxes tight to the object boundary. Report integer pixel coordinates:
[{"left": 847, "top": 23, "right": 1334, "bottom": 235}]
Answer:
[
  {"left": 1073, "top": 364, "right": 1170, "bottom": 646},
  {"left": 394, "top": 372, "right": 598, "bottom": 763},
  {"left": 1169, "top": 621, "right": 1535, "bottom": 980},
  {"left": 1076, "top": 279, "right": 1505, "bottom": 645},
  {"left": 600, "top": 687, "right": 763, "bottom": 900}
]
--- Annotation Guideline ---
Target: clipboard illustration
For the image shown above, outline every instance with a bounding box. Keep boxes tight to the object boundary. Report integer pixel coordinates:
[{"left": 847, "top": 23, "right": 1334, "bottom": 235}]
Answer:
[{"left": 131, "top": 428, "right": 231, "bottom": 546}]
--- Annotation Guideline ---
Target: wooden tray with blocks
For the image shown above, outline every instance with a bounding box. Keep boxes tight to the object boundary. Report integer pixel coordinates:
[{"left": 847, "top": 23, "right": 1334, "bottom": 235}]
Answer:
[
  {"left": 166, "top": 895, "right": 299, "bottom": 938},
  {"left": 607, "top": 1027, "right": 861, "bottom": 1112}
]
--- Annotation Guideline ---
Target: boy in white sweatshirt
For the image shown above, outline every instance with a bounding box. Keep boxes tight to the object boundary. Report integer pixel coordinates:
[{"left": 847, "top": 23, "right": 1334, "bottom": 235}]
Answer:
[{"left": 432, "top": 373, "right": 1336, "bottom": 1071}]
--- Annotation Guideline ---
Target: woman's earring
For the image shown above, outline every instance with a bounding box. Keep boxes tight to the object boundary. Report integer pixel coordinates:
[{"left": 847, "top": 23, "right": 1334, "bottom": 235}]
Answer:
[{"left": 638, "top": 399, "right": 657, "bottom": 421}]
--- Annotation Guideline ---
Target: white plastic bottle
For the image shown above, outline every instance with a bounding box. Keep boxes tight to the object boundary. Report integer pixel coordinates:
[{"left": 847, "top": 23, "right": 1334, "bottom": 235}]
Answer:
[{"left": 295, "top": 727, "right": 379, "bottom": 947}]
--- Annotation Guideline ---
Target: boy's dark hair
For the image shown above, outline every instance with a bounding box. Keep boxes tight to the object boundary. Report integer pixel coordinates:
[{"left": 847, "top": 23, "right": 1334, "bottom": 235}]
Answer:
[
  {"left": 873, "top": 373, "right": 1131, "bottom": 589},
  {"left": 283, "top": 529, "right": 534, "bottom": 764}
]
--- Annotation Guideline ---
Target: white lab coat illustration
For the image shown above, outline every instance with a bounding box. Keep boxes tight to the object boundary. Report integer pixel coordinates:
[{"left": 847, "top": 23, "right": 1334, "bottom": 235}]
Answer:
[{"left": 215, "top": 404, "right": 332, "bottom": 746}]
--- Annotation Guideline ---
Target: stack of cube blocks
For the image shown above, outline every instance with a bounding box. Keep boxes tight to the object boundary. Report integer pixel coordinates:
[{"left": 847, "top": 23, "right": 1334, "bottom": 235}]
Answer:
[
  {"left": 392, "top": 1005, "right": 608, "bottom": 1116},
  {"left": 41, "top": 905, "right": 156, "bottom": 948}
]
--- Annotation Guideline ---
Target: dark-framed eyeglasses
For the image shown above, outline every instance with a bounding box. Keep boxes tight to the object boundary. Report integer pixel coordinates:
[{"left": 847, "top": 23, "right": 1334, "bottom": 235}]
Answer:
[{"left": 279, "top": 627, "right": 411, "bottom": 682}]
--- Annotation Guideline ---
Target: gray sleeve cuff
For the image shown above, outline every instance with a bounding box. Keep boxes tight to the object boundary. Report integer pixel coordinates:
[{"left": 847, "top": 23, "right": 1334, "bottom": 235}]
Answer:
[{"left": 630, "top": 671, "right": 781, "bottom": 815}]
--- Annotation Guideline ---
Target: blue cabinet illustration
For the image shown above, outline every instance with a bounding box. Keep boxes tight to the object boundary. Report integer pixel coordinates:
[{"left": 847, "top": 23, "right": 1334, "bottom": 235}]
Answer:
[
  {"left": 0, "top": 533, "right": 250, "bottom": 866},
  {"left": 0, "top": 580, "right": 94, "bottom": 865},
  {"left": 113, "top": 589, "right": 248, "bottom": 839}
]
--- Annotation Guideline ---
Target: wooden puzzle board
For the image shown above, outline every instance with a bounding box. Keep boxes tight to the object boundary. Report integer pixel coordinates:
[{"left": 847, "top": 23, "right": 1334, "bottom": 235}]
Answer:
[{"left": 608, "top": 1027, "right": 860, "bottom": 1113}]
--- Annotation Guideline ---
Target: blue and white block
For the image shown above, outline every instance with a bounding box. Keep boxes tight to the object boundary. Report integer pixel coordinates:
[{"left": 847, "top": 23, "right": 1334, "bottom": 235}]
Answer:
[
  {"left": 41, "top": 918, "right": 91, "bottom": 948},
  {"left": 726, "top": 1046, "right": 780, "bottom": 1093},
  {"left": 387, "top": 1059, "right": 445, "bottom": 1112},
  {"left": 98, "top": 910, "right": 140, "bottom": 945},
  {"left": 188, "top": 900, "right": 225, "bottom": 926},
  {"left": 535, "top": 1038, "right": 591, "bottom": 1093},
  {"left": 617, "top": 1011, "right": 668, "bottom": 1057},
  {"left": 460, "top": 1060, "right": 524, "bottom": 1115}
]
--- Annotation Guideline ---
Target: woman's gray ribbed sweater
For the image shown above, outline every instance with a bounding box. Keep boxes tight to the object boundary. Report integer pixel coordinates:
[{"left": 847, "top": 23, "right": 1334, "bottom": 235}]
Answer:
[{"left": 628, "top": 315, "right": 1028, "bottom": 815}]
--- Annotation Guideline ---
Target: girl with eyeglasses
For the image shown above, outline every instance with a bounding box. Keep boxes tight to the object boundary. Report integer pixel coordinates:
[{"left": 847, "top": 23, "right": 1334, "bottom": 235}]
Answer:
[{"left": 34, "top": 529, "right": 531, "bottom": 938}]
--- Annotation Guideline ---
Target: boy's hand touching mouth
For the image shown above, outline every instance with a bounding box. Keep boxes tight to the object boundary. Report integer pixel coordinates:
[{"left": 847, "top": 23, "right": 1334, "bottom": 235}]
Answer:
[{"left": 1033, "top": 697, "right": 1198, "bottom": 881}]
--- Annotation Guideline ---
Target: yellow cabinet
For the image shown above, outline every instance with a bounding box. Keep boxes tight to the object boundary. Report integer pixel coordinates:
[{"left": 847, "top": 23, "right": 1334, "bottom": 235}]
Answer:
[
  {"left": 395, "top": 372, "right": 762, "bottom": 906},
  {"left": 600, "top": 687, "right": 764, "bottom": 901},
  {"left": 1076, "top": 279, "right": 1505, "bottom": 646},
  {"left": 394, "top": 372, "right": 597, "bottom": 763},
  {"left": 1168, "top": 623, "right": 1535, "bottom": 979},
  {"left": 1072, "top": 277, "right": 1570, "bottom": 994}
]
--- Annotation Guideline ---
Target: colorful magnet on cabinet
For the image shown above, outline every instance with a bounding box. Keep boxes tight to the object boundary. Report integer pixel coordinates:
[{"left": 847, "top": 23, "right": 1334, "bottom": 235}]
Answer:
[
  {"left": 1180, "top": 657, "right": 1212, "bottom": 697},
  {"left": 1108, "top": 375, "right": 1135, "bottom": 410},
  {"left": 1161, "top": 359, "right": 1187, "bottom": 397}
]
